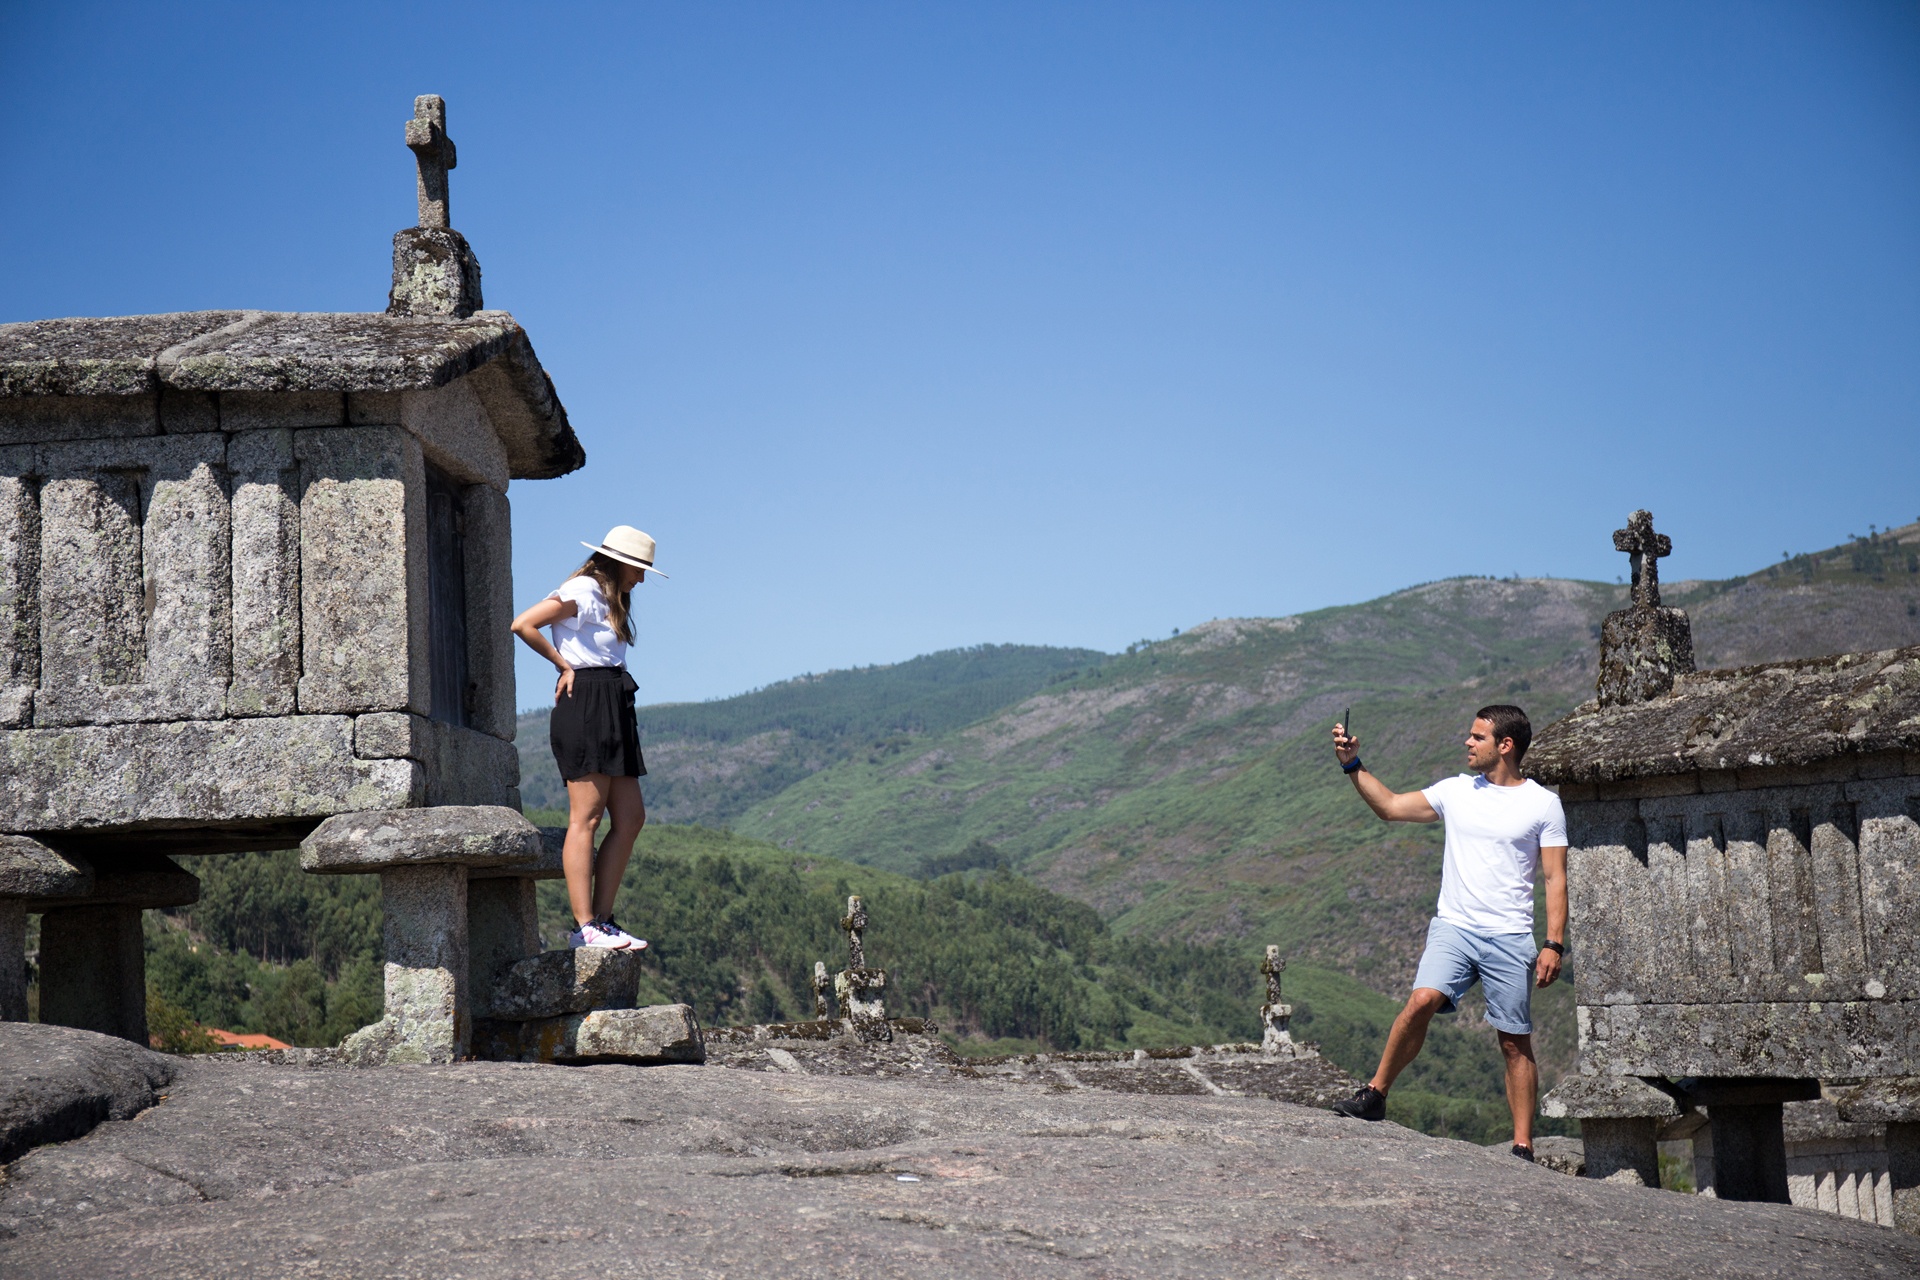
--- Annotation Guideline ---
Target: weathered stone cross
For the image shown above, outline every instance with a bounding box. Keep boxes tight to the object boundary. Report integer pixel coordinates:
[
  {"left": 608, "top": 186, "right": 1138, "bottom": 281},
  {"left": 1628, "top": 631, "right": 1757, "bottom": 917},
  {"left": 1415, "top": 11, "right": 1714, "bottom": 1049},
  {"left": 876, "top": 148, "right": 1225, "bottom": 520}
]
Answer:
[
  {"left": 1259, "top": 944, "right": 1297, "bottom": 1056},
  {"left": 1613, "top": 509, "right": 1672, "bottom": 609},
  {"left": 835, "top": 895, "right": 890, "bottom": 1042},
  {"left": 812, "top": 961, "right": 832, "bottom": 1019},
  {"left": 840, "top": 895, "right": 868, "bottom": 968},
  {"left": 405, "top": 95, "right": 457, "bottom": 229}
]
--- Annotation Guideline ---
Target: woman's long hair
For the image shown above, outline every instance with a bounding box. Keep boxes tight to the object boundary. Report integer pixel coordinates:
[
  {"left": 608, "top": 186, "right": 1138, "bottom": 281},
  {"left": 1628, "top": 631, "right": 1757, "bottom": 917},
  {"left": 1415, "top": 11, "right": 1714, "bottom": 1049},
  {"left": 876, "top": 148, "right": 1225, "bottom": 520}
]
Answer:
[{"left": 569, "top": 552, "right": 635, "bottom": 645}]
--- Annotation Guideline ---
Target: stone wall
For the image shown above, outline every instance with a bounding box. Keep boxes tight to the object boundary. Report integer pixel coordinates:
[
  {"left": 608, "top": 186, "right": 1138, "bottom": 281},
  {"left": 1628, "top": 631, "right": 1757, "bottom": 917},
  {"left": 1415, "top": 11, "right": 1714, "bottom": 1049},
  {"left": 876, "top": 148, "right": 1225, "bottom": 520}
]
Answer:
[
  {"left": 1558, "top": 760, "right": 1919, "bottom": 1079},
  {"left": 0, "top": 388, "right": 522, "bottom": 849}
]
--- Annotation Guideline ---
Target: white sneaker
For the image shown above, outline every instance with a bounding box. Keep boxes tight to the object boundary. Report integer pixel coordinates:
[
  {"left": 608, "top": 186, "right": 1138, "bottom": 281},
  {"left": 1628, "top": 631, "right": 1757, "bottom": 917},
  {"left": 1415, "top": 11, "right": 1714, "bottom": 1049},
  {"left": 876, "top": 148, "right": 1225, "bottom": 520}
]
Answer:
[
  {"left": 569, "top": 921, "right": 630, "bottom": 949},
  {"left": 600, "top": 917, "right": 649, "bottom": 953}
]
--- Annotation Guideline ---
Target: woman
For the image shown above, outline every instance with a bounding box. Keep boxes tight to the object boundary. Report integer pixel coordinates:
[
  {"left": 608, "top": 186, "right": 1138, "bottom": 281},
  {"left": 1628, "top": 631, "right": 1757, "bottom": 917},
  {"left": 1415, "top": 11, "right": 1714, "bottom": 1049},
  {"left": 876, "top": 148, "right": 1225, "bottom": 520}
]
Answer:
[{"left": 510, "top": 525, "right": 667, "bottom": 950}]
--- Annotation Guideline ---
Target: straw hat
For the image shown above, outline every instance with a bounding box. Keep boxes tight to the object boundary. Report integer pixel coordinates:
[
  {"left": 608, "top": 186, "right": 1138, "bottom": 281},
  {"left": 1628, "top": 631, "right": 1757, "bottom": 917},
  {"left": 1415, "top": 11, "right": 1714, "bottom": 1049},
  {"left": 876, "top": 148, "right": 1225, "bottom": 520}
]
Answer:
[{"left": 581, "top": 526, "right": 668, "bottom": 577}]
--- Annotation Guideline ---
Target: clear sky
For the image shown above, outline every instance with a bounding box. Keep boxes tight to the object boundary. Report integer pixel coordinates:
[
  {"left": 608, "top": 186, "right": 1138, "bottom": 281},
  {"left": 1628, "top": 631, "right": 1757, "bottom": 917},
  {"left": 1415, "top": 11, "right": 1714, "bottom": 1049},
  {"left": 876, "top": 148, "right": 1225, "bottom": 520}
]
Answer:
[{"left": 4, "top": 3, "right": 1917, "bottom": 707}]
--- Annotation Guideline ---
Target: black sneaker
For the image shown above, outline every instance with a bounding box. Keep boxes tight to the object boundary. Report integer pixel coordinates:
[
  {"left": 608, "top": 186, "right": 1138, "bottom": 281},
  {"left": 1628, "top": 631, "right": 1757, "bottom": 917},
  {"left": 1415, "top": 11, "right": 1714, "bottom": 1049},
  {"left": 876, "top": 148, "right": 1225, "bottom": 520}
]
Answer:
[
  {"left": 1511, "top": 1144, "right": 1535, "bottom": 1162},
  {"left": 1331, "top": 1085, "right": 1386, "bottom": 1121}
]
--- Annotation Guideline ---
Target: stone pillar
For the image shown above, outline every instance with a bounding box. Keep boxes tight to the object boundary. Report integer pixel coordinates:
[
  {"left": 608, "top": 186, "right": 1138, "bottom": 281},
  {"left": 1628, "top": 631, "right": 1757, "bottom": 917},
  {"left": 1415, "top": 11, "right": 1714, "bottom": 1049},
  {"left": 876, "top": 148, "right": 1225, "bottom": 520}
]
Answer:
[
  {"left": 1708, "top": 1103, "right": 1791, "bottom": 1203},
  {"left": 27, "top": 849, "right": 197, "bottom": 1045},
  {"left": 1541, "top": 1072, "right": 1683, "bottom": 1188},
  {"left": 302, "top": 805, "right": 544, "bottom": 1065},
  {"left": 1676, "top": 1079, "right": 1817, "bottom": 1204},
  {"left": 0, "top": 835, "right": 95, "bottom": 1023},
  {"left": 0, "top": 899, "right": 24, "bottom": 1020},
  {"left": 1889, "top": 1122, "right": 1920, "bottom": 1237},
  {"left": 343, "top": 864, "right": 469, "bottom": 1065},
  {"left": 1580, "top": 1117, "right": 1662, "bottom": 1187},
  {"left": 39, "top": 904, "right": 148, "bottom": 1042}
]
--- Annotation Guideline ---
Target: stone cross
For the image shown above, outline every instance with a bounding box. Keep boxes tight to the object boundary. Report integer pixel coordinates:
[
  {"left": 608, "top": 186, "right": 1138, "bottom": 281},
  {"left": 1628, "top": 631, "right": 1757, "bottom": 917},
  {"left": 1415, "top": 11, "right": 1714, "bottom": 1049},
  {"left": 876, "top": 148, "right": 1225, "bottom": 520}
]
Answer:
[
  {"left": 1613, "top": 509, "right": 1672, "bottom": 610},
  {"left": 840, "top": 895, "right": 868, "bottom": 968},
  {"left": 1259, "top": 944, "right": 1297, "bottom": 1057},
  {"left": 812, "top": 960, "right": 832, "bottom": 1019},
  {"left": 834, "top": 895, "right": 890, "bottom": 1042},
  {"left": 405, "top": 95, "right": 458, "bottom": 230}
]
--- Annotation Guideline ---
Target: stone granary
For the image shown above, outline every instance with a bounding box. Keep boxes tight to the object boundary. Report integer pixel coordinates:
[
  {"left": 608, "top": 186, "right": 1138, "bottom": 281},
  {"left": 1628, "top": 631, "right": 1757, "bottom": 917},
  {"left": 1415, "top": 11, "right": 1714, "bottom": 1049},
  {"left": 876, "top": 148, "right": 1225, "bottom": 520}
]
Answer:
[
  {"left": 1528, "top": 510, "right": 1920, "bottom": 1235},
  {"left": 0, "top": 95, "right": 694, "bottom": 1064}
]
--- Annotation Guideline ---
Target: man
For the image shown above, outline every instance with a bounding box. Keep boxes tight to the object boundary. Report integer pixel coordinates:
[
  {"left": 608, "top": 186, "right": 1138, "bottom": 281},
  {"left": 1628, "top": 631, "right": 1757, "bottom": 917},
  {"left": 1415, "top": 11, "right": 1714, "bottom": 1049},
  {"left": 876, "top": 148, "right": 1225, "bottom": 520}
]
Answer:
[{"left": 1327, "top": 704, "right": 1567, "bottom": 1161}]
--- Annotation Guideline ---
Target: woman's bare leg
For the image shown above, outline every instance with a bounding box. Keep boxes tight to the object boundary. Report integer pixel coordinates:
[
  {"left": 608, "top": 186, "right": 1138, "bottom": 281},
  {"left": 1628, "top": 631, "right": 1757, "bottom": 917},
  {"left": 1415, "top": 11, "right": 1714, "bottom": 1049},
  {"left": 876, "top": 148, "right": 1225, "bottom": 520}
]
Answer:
[
  {"left": 564, "top": 773, "right": 613, "bottom": 926},
  {"left": 591, "top": 775, "right": 646, "bottom": 921}
]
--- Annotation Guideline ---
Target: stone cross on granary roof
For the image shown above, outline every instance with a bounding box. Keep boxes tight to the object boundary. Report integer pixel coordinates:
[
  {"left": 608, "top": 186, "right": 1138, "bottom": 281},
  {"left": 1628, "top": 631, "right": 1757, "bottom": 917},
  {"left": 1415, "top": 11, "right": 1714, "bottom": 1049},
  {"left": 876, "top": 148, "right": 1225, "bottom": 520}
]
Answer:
[
  {"left": 406, "top": 95, "right": 458, "bottom": 229},
  {"left": 1613, "top": 509, "right": 1672, "bottom": 609}
]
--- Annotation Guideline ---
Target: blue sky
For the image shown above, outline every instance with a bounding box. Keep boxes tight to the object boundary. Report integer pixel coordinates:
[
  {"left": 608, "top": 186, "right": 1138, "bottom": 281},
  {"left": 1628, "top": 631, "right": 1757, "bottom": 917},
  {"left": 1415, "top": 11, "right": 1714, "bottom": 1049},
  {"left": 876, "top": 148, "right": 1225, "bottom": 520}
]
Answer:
[{"left": 4, "top": 3, "right": 1917, "bottom": 707}]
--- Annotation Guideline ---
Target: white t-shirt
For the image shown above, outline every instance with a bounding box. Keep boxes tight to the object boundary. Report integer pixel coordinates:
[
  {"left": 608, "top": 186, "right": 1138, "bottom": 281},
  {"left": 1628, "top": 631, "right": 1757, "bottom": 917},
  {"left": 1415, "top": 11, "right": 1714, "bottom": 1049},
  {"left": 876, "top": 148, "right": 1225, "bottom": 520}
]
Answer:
[
  {"left": 1420, "top": 774, "right": 1567, "bottom": 936},
  {"left": 547, "top": 576, "right": 628, "bottom": 669}
]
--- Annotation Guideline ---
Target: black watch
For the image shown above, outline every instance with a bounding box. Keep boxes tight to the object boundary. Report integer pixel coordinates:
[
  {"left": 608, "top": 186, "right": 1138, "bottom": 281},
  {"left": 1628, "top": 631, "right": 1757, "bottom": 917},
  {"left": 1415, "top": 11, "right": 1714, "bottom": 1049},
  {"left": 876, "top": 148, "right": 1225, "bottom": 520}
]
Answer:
[{"left": 1541, "top": 940, "right": 1566, "bottom": 955}]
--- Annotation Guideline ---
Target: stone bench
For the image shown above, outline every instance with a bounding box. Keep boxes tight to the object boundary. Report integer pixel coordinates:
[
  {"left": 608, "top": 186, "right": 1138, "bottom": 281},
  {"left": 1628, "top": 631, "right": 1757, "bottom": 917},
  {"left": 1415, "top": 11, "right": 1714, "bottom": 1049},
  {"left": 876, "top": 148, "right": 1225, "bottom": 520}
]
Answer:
[
  {"left": 301, "top": 807, "right": 700, "bottom": 1065},
  {"left": 1, "top": 836, "right": 199, "bottom": 1043}
]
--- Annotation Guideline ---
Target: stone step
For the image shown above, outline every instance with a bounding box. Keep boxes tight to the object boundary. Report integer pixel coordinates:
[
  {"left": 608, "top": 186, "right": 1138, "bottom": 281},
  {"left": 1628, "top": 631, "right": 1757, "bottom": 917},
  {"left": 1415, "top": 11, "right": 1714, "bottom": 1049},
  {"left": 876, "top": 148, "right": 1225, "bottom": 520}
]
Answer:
[
  {"left": 477, "top": 947, "right": 641, "bottom": 1021},
  {"left": 472, "top": 1004, "right": 704, "bottom": 1064}
]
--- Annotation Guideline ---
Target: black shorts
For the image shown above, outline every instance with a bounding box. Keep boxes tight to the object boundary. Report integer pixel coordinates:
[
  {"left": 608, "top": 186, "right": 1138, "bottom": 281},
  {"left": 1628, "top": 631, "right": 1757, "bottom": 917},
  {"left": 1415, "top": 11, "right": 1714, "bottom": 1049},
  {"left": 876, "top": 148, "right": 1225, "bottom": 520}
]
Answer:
[{"left": 550, "top": 666, "right": 647, "bottom": 782}]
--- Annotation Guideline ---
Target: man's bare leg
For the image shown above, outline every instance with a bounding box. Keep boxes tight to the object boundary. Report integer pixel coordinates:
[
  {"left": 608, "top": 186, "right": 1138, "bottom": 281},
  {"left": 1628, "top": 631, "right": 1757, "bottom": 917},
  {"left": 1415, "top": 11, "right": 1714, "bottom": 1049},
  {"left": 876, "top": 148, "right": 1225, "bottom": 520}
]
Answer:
[
  {"left": 1368, "top": 988, "right": 1450, "bottom": 1093},
  {"left": 1498, "top": 1030, "right": 1537, "bottom": 1148}
]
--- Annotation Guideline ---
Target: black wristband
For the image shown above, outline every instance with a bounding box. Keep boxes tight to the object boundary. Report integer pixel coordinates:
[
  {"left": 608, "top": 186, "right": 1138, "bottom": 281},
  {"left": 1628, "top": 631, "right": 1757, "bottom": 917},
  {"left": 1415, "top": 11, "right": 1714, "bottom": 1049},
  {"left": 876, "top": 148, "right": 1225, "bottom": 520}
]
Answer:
[
  {"left": 1340, "top": 757, "right": 1364, "bottom": 774},
  {"left": 1542, "top": 940, "right": 1565, "bottom": 955}
]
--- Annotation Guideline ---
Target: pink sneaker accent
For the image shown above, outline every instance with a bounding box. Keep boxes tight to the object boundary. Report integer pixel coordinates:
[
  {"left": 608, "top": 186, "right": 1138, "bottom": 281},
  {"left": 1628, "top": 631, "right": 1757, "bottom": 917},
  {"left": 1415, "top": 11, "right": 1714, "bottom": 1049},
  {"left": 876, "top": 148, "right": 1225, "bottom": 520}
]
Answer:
[
  {"left": 570, "top": 921, "right": 629, "bottom": 950},
  {"left": 600, "top": 918, "right": 649, "bottom": 952}
]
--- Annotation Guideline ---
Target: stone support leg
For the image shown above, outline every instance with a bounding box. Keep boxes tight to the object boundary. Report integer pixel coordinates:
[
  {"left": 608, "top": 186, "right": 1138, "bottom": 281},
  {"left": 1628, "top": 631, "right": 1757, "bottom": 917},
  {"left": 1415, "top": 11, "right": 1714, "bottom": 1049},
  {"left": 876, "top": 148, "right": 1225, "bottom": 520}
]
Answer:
[
  {"left": 343, "top": 864, "right": 468, "bottom": 1064},
  {"left": 1580, "top": 1117, "right": 1661, "bottom": 1186},
  {"left": 467, "top": 875, "right": 540, "bottom": 1018},
  {"left": 1890, "top": 1122, "right": 1920, "bottom": 1238},
  {"left": 0, "top": 900, "right": 26, "bottom": 1021},
  {"left": 37, "top": 904, "right": 146, "bottom": 1044},
  {"left": 1708, "top": 1103, "right": 1790, "bottom": 1203}
]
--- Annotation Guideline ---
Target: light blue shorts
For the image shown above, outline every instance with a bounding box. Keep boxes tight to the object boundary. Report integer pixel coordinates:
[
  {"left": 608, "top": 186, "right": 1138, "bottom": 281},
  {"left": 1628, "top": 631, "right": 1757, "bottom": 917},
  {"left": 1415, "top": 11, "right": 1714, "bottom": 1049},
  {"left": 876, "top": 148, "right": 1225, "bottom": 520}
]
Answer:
[{"left": 1411, "top": 918, "right": 1537, "bottom": 1035}]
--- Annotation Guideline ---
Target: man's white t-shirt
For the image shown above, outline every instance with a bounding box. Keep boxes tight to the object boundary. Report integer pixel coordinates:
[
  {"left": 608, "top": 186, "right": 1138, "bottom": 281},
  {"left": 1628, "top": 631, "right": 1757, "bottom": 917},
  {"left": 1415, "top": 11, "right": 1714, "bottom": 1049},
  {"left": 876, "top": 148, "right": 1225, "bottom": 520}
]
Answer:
[
  {"left": 1420, "top": 774, "right": 1567, "bottom": 937},
  {"left": 547, "top": 576, "right": 627, "bottom": 669}
]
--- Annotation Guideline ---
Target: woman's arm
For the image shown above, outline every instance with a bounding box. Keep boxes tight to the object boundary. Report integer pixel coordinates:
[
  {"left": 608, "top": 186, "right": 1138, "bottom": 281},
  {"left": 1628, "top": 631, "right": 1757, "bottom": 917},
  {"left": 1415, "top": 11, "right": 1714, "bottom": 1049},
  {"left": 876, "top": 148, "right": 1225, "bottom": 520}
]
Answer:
[{"left": 511, "top": 597, "right": 579, "bottom": 699}]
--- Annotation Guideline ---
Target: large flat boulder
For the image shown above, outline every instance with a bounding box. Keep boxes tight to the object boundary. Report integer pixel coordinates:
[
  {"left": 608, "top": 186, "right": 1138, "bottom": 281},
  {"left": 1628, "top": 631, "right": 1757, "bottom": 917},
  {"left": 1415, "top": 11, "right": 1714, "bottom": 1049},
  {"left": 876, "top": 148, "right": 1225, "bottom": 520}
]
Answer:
[
  {"left": 476, "top": 947, "right": 641, "bottom": 1021},
  {"left": 472, "top": 1004, "right": 703, "bottom": 1064},
  {"left": 0, "top": 1022, "right": 176, "bottom": 1164},
  {"left": 0, "top": 1054, "right": 1911, "bottom": 1277}
]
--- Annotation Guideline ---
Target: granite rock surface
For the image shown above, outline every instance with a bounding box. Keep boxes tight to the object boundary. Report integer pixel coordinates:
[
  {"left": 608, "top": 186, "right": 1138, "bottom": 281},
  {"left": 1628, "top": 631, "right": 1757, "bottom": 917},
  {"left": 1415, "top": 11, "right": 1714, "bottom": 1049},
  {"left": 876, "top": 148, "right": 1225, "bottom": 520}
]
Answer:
[
  {"left": 0, "top": 1026, "right": 1912, "bottom": 1279},
  {"left": 0, "top": 1024, "right": 175, "bottom": 1164}
]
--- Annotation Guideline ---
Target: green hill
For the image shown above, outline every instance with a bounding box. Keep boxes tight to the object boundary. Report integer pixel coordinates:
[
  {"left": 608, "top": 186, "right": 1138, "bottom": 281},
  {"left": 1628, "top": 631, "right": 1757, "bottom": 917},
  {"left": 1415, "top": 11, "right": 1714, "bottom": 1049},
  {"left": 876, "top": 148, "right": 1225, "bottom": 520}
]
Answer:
[{"left": 516, "top": 643, "right": 1102, "bottom": 819}]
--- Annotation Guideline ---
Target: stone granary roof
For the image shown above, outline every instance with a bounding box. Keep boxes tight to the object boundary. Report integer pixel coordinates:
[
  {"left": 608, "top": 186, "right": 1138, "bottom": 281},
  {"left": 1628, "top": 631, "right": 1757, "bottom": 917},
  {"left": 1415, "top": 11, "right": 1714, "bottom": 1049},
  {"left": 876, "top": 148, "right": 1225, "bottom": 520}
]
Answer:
[
  {"left": 1527, "top": 644, "right": 1920, "bottom": 785},
  {"left": 0, "top": 308, "right": 583, "bottom": 479}
]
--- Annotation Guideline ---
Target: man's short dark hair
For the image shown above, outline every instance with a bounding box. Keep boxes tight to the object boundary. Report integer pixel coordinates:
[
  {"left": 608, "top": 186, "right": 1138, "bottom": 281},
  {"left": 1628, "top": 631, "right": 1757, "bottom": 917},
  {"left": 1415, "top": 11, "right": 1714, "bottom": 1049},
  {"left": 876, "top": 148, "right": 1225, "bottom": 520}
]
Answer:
[{"left": 1474, "top": 704, "right": 1533, "bottom": 762}]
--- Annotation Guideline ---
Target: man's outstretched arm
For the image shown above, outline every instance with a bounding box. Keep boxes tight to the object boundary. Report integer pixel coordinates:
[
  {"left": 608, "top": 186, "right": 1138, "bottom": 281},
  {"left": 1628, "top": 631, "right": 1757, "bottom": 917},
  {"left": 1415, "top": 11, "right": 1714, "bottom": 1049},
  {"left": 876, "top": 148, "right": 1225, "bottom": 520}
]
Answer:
[{"left": 1333, "top": 722, "right": 1439, "bottom": 823}]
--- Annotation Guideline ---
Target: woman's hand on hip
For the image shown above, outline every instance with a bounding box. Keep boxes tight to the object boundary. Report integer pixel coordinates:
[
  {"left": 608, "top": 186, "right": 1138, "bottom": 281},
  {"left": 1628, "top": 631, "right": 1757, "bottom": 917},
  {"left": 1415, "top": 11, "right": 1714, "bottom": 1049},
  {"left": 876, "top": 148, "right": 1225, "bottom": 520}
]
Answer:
[{"left": 555, "top": 665, "right": 576, "bottom": 701}]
